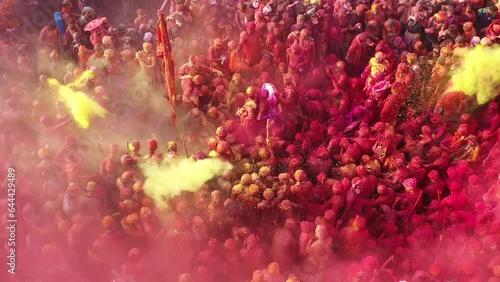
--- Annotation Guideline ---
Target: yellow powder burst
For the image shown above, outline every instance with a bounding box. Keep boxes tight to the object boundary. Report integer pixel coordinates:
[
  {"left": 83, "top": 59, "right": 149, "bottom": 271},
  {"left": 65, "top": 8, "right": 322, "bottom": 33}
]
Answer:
[
  {"left": 139, "top": 158, "right": 233, "bottom": 206},
  {"left": 70, "top": 69, "right": 95, "bottom": 88},
  {"left": 448, "top": 46, "right": 500, "bottom": 105},
  {"left": 47, "top": 71, "right": 107, "bottom": 129}
]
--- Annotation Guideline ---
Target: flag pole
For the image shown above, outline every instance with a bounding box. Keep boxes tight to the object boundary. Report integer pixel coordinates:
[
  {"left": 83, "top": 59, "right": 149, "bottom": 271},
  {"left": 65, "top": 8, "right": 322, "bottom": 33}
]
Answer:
[
  {"left": 180, "top": 134, "right": 189, "bottom": 158},
  {"left": 157, "top": 10, "right": 178, "bottom": 141},
  {"left": 266, "top": 118, "right": 271, "bottom": 148},
  {"left": 165, "top": 55, "right": 178, "bottom": 141}
]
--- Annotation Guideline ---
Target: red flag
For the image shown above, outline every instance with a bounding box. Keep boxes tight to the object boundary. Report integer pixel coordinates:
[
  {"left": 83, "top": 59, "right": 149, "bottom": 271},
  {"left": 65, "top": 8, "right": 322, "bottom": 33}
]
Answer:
[{"left": 157, "top": 11, "right": 176, "bottom": 116}]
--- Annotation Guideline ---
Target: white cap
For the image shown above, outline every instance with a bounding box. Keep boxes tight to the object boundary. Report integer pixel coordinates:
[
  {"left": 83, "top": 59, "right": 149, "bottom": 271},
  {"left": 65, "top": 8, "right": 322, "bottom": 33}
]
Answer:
[
  {"left": 471, "top": 36, "right": 480, "bottom": 46},
  {"left": 263, "top": 4, "right": 272, "bottom": 15},
  {"left": 143, "top": 32, "right": 153, "bottom": 42}
]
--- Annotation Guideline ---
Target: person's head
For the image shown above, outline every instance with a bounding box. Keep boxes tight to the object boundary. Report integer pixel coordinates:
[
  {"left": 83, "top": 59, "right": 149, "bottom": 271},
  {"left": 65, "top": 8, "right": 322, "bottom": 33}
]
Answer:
[
  {"left": 294, "top": 24, "right": 304, "bottom": 35},
  {"left": 487, "top": 6, "right": 498, "bottom": 15},
  {"left": 492, "top": 21, "right": 500, "bottom": 33},
  {"left": 65, "top": 62, "right": 76, "bottom": 73},
  {"left": 446, "top": 7, "right": 455, "bottom": 17},
  {"left": 213, "top": 38, "right": 223, "bottom": 49},
  {"left": 465, "top": 3, "right": 474, "bottom": 12},
  {"left": 237, "top": 2, "right": 247, "bottom": 12},
  {"left": 356, "top": 4, "right": 368, "bottom": 15},
  {"left": 227, "top": 40, "right": 237, "bottom": 51},
  {"left": 471, "top": 36, "right": 481, "bottom": 47},
  {"left": 315, "top": 224, "right": 328, "bottom": 240},
  {"left": 351, "top": 215, "right": 366, "bottom": 230},
  {"left": 143, "top": 42, "right": 153, "bottom": 53},
  {"left": 435, "top": 11, "right": 446, "bottom": 23},
  {"left": 68, "top": 18, "right": 76, "bottom": 29},
  {"left": 167, "top": 141, "right": 177, "bottom": 152},
  {"left": 260, "top": 89, "right": 269, "bottom": 99},
  {"left": 436, "top": 56, "right": 446, "bottom": 66},
  {"left": 396, "top": 62, "right": 408, "bottom": 74},
  {"left": 94, "top": 43, "right": 105, "bottom": 55},
  {"left": 374, "top": 51, "right": 385, "bottom": 63},
  {"left": 283, "top": 73, "right": 294, "bottom": 85},
  {"left": 480, "top": 37, "right": 493, "bottom": 46},
  {"left": 266, "top": 33, "right": 276, "bottom": 46},
  {"left": 377, "top": 184, "right": 388, "bottom": 195},
  {"left": 188, "top": 55, "right": 199, "bottom": 67},
  {"left": 334, "top": 60, "right": 346, "bottom": 71},
  {"left": 211, "top": 190, "right": 222, "bottom": 204},
  {"left": 70, "top": 32, "right": 81, "bottom": 43},
  {"left": 278, "top": 62, "right": 287, "bottom": 73},
  {"left": 267, "top": 262, "right": 281, "bottom": 276},
  {"left": 104, "top": 49, "right": 115, "bottom": 60},
  {"left": 300, "top": 28, "right": 310, "bottom": 39},
  {"left": 246, "top": 22, "right": 256, "bottom": 34},
  {"left": 255, "top": 11, "right": 265, "bottom": 21},
  {"left": 454, "top": 36, "right": 465, "bottom": 46},
  {"left": 447, "top": 24, "right": 458, "bottom": 35},
  {"left": 230, "top": 73, "right": 241, "bottom": 85},
  {"left": 48, "top": 20, "right": 56, "bottom": 30},
  {"left": 284, "top": 218, "right": 296, "bottom": 231},
  {"left": 252, "top": 270, "right": 264, "bottom": 282},
  {"left": 260, "top": 56, "right": 271, "bottom": 68}
]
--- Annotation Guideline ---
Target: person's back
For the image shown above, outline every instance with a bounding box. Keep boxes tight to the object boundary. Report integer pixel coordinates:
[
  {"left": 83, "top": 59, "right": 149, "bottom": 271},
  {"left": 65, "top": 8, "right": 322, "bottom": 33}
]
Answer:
[
  {"left": 476, "top": 6, "right": 498, "bottom": 31},
  {"left": 39, "top": 21, "right": 59, "bottom": 52}
]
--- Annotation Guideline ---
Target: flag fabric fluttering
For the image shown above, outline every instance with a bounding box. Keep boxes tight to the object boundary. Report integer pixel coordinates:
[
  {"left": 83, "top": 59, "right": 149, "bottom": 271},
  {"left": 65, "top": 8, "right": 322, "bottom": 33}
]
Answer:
[{"left": 156, "top": 11, "right": 176, "bottom": 117}]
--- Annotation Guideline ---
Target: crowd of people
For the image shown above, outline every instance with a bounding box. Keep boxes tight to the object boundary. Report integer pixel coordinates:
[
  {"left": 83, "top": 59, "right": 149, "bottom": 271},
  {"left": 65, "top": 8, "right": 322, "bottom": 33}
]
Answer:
[{"left": 0, "top": 0, "right": 500, "bottom": 281}]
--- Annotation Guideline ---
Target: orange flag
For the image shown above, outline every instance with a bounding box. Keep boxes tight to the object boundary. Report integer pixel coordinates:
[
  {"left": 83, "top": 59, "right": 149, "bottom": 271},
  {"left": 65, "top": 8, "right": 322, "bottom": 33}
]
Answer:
[{"left": 157, "top": 11, "right": 176, "bottom": 116}]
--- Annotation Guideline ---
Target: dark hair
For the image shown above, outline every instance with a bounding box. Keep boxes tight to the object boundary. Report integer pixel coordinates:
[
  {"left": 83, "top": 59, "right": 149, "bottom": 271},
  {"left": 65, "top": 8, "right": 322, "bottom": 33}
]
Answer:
[
  {"left": 118, "top": 24, "right": 127, "bottom": 32},
  {"left": 454, "top": 36, "right": 464, "bottom": 43},
  {"left": 94, "top": 43, "right": 104, "bottom": 52},
  {"left": 237, "top": 2, "right": 247, "bottom": 11},
  {"left": 490, "top": 6, "right": 498, "bottom": 12}
]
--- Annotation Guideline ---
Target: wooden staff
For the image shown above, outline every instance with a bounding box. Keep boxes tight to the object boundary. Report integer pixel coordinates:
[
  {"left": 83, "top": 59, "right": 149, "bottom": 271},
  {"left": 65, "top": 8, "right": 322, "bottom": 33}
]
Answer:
[
  {"left": 481, "top": 142, "right": 498, "bottom": 168},
  {"left": 370, "top": 255, "right": 394, "bottom": 282},
  {"left": 429, "top": 86, "right": 441, "bottom": 111},
  {"left": 97, "top": 142, "right": 105, "bottom": 158},
  {"left": 451, "top": 237, "right": 471, "bottom": 267},
  {"left": 180, "top": 134, "right": 189, "bottom": 158},
  {"left": 266, "top": 118, "right": 270, "bottom": 148},
  {"left": 435, "top": 235, "right": 444, "bottom": 264},
  {"left": 405, "top": 190, "right": 423, "bottom": 221},
  {"left": 171, "top": 109, "right": 178, "bottom": 141},
  {"left": 164, "top": 56, "right": 178, "bottom": 142}
]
